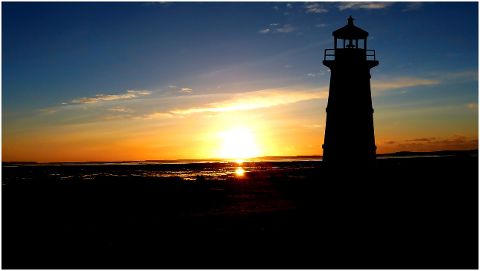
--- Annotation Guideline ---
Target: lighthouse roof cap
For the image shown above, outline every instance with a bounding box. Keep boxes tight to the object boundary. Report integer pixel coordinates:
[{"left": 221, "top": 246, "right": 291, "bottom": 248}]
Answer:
[{"left": 333, "top": 16, "right": 369, "bottom": 39}]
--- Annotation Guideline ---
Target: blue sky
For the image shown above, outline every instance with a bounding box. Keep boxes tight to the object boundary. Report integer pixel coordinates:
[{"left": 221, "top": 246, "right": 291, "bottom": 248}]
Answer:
[{"left": 2, "top": 2, "right": 478, "bottom": 161}]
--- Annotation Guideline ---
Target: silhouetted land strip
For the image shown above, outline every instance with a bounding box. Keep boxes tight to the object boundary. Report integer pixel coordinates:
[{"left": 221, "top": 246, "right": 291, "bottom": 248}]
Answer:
[{"left": 3, "top": 153, "right": 478, "bottom": 268}]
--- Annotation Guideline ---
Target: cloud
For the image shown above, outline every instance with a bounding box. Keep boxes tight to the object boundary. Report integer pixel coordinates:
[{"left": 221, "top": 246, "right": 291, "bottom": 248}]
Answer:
[
  {"left": 180, "top": 88, "right": 193, "bottom": 93},
  {"left": 402, "top": 2, "right": 423, "bottom": 11},
  {"left": 127, "top": 90, "right": 152, "bottom": 95},
  {"left": 107, "top": 107, "right": 137, "bottom": 113},
  {"left": 304, "top": 3, "right": 328, "bottom": 13},
  {"left": 338, "top": 2, "right": 394, "bottom": 10},
  {"left": 39, "top": 109, "right": 56, "bottom": 113},
  {"left": 406, "top": 137, "right": 436, "bottom": 142},
  {"left": 71, "top": 93, "right": 136, "bottom": 104},
  {"left": 170, "top": 88, "right": 327, "bottom": 115},
  {"left": 275, "top": 24, "right": 295, "bottom": 33},
  {"left": 380, "top": 140, "right": 396, "bottom": 145},
  {"left": 258, "top": 28, "right": 270, "bottom": 34},
  {"left": 273, "top": 5, "right": 279, "bottom": 10},
  {"left": 392, "top": 135, "right": 478, "bottom": 152},
  {"left": 403, "top": 135, "right": 474, "bottom": 145},
  {"left": 443, "top": 135, "right": 466, "bottom": 143},
  {"left": 371, "top": 77, "right": 439, "bottom": 91},
  {"left": 286, "top": 3, "right": 292, "bottom": 8},
  {"left": 142, "top": 112, "right": 173, "bottom": 119},
  {"left": 71, "top": 90, "right": 152, "bottom": 104},
  {"left": 169, "top": 85, "right": 177, "bottom": 89},
  {"left": 316, "top": 24, "right": 327, "bottom": 28},
  {"left": 142, "top": 2, "right": 171, "bottom": 7},
  {"left": 270, "top": 23, "right": 279, "bottom": 26},
  {"left": 308, "top": 70, "right": 326, "bottom": 76}
]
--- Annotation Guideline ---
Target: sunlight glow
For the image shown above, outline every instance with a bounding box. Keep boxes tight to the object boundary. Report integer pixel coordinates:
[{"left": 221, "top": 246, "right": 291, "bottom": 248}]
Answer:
[
  {"left": 235, "top": 167, "right": 245, "bottom": 176},
  {"left": 219, "top": 128, "right": 260, "bottom": 159},
  {"left": 235, "top": 159, "right": 244, "bottom": 164}
]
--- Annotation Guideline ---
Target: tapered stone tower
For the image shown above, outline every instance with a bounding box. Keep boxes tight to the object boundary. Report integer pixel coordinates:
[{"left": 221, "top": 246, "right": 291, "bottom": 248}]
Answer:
[{"left": 322, "top": 16, "right": 378, "bottom": 173}]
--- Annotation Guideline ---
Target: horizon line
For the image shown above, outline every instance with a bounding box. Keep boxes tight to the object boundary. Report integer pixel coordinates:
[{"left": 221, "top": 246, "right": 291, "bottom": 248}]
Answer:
[{"left": 2, "top": 149, "right": 477, "bottom": 164}]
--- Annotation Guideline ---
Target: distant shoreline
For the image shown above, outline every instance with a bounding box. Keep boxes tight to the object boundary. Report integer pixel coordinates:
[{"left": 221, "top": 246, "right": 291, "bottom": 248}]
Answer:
[{"left": 2, "top": 149, "right": 477, "bottom": 165}]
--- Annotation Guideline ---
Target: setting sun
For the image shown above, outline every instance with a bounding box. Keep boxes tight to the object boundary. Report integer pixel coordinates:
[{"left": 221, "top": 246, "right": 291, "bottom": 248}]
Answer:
[{"left": 219, "top": 128, "right": 260, "bottom": 159}]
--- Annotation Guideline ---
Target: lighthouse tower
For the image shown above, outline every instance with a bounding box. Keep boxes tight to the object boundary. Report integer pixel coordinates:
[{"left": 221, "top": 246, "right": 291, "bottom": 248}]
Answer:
[{"left": 322, "top": 16, "right": 378, "bottom": 173}]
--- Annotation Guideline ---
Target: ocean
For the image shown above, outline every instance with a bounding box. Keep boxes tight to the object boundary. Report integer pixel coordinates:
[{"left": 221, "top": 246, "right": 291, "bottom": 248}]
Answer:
[{"left": 3, "top": 150, "right": 476, "bottom": 184}]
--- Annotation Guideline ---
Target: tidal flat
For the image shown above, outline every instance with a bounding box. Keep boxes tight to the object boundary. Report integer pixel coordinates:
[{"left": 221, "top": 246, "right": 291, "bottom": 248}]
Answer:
[{"left": 3, "top": 153, "right": 478, "bottom": 268}]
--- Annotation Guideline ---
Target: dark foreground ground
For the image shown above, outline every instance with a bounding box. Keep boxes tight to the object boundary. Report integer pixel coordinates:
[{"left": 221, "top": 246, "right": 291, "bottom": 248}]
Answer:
[{"left": 3, "top": 154, "right": 478, "bottom": 268}]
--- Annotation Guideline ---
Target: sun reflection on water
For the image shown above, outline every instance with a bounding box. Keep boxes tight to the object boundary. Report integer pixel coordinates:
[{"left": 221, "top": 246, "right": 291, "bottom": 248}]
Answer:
[{"left": 235, "top": 167, "right": 245, "bottom": 176}]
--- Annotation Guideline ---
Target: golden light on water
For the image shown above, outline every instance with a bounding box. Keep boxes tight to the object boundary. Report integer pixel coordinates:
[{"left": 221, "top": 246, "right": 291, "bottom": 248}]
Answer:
[
  {"left": 219, "top": 128, "right": 260, "bottom": 159},
  {"left": 235, "top": 167, "right": 245, "bottom": 176}
]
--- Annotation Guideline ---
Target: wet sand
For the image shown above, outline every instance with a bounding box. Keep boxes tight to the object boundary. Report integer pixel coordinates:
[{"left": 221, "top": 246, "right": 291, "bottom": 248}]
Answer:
[{"left": 2, "top": 155, "right": 478, "bottom": 268}]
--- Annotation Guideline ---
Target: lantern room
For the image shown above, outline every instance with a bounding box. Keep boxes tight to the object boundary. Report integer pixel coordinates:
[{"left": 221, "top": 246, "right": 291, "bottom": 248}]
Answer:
[
  {"left": 333, "top": 15, "right": 368, "bottom": 50},
  {"left": 324, "top": 16, "right": 376, "bottom": 62}
]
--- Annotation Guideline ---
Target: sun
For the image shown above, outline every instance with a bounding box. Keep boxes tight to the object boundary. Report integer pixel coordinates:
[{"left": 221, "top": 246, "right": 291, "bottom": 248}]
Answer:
[{"left": 219, "top": 128, "right": 260, "bottom": 159}]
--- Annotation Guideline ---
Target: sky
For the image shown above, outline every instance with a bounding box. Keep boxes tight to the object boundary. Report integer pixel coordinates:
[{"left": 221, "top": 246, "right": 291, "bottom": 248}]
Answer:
[{"left": 2, "top": 1, "right": 478, "bottom": 162}]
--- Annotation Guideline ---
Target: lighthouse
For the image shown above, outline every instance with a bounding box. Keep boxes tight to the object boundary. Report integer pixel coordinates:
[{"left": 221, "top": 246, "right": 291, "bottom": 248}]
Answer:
[{"left": 322, "top": 16, "right": 378, "bottom": 174}]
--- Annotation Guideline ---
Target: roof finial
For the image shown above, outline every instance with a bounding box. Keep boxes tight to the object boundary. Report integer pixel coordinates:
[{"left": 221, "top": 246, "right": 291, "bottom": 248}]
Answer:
[{"left": 347, "top": 15, "right": 355, "bottom": 25}]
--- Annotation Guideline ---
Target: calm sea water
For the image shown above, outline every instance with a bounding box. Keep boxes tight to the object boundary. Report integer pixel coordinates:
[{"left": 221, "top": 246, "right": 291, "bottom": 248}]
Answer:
[
  {"left": 2, "top": 158, "right": 321, "bottom": 183},
  {"left": 3, "top": 152, "right": 476, "bottom": 184}
]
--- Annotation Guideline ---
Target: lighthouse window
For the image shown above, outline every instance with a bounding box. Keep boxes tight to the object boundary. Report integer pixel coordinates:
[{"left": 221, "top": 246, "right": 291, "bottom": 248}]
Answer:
[
  {"left": 357, "top": 40, "right": 364, "bottom": 49},
  {"left": 336, "top": 39, "right": 344, "bottom": 48}
]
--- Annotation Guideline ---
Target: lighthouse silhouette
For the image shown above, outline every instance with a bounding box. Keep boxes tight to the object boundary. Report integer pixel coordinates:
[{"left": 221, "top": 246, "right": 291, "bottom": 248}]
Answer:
[{"left": 322, "top": 16, "right": 378, "bottom": 174}]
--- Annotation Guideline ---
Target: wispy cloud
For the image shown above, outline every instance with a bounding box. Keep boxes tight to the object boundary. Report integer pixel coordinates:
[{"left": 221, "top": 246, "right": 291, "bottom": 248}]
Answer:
[
  {"left": 170, "top": 88, "right": 327, "bottom": 115},
  {"left": 371, "top": 77, "right": 439, "bottom": 91},
  {"left": 440, "top": 135, "right": 471, "bottom": 145},
  {"left": 127, "top": 90, "right": 152, "bottom": 95},
  {"left": 380, "top": 135, "right": 478, "bottom": 152},
  {"left": 286, "top": 3, "right": 292, "bottom": 9},
  {"left": 141, "top": 112, "right": 173, "bottom": 119},
  {"left": 307, "top": 71, "right": 326, "bottom": 77},
  {"left": 275, "top": 24, "right": 295, "bottom": 33},
  {"left": 39, "top": 109, "right": 56, "bottom": 114},
  {"left": 338, "top": 2, "right": 394, "bottom": 10},
  {"left": 261, "top": 24, "right": 295, "bottom": 34},
  {"left": 406, "top": 137, "right": 436, "bottom": 142},
  {"left": 180, "top": 88, "right": 193, "bottom": 93},
  {"left": 107, "top": 107, "right": 137, "bottom": 113},
  {"left": 402, "top": 2, "right": 423, "bottom": 11},
  {"left": 380, "top": 140, "right": 396, "bottom": 145},
  {"left": 142, "top": 2, "right": 171, "bottom": 7},
  {"left": 71, "top": 93, "right": 136, "bottom": 104},
  {"left": 304, "top": 3, "right": 328, "bottom": 13},
  {"left": 71, "top": 90, "right": 152, "bottom": 104},
  {"left": 316, "top": 23, "right": 327, "bottom": 28},
  {"left": 169, "top": 85, "right": 177, "bottom": 89},
  {"left": 398, "top": 135, "right": 477, "bottom": 148}
]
